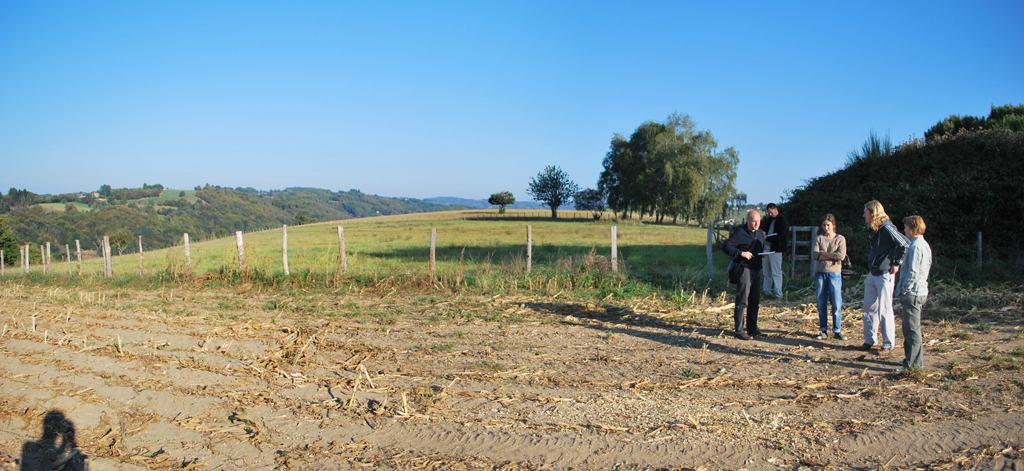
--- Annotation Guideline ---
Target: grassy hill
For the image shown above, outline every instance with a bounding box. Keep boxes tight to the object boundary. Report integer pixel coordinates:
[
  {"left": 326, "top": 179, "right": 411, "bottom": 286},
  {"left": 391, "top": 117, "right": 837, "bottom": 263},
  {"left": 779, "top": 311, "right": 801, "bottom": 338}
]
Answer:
[{"left": 782, "top": 127, "right": 1024, "bottom": 279}]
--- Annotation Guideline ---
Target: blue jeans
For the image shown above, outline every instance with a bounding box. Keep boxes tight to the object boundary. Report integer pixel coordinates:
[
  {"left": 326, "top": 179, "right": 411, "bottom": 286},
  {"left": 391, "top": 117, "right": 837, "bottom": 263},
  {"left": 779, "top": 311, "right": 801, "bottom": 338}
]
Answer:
[{"left": 815, "top": 272, "right": 843, "bottom": 332}]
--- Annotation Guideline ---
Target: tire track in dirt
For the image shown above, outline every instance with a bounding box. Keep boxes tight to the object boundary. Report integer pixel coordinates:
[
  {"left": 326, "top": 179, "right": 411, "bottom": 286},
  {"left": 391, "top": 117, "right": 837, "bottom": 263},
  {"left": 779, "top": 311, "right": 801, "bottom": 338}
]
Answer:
[
  {"left": 839, "top": 411, "right": 1024, "bottom": 468},
  {"left": 362, "top": 419, "right": 787, "bottom": 469}
]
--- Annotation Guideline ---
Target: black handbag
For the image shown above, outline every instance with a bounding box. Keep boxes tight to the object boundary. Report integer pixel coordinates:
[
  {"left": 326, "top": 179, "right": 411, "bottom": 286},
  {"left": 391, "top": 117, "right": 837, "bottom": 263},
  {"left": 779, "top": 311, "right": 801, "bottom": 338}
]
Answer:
[{"left": 728, "top": 258, "right": 743, "bottom": 284}]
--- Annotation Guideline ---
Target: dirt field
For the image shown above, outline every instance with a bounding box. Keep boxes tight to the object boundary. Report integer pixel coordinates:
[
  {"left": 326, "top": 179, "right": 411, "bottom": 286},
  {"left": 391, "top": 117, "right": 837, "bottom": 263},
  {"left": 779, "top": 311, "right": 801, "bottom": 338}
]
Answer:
[{"left": 1, "top": 283, "right": 1022, "bottom": 470}]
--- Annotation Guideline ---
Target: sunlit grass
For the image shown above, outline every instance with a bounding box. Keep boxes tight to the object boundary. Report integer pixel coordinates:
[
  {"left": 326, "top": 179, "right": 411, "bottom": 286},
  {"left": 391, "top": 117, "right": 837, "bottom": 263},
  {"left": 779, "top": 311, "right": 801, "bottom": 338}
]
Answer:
[{"left": 3, "top": 211, "right": 735, "bottom": 302}]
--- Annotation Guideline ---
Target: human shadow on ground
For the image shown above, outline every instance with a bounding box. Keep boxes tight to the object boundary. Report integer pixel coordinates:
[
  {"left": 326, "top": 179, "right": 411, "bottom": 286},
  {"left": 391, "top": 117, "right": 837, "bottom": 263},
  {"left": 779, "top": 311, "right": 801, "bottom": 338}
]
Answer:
[
  {"left": 20, "top": 410, "right": 88, "bottom": 471},
  {"left": 519, "top": 300, "right": 900, "bottom": 374}
]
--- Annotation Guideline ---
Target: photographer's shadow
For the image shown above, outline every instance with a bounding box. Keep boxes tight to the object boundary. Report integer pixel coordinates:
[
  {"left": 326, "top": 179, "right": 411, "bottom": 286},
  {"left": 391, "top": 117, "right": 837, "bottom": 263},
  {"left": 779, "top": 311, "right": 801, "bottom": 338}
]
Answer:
[{"left": 21, "top": 410, "right": 88, "bottom": 471}]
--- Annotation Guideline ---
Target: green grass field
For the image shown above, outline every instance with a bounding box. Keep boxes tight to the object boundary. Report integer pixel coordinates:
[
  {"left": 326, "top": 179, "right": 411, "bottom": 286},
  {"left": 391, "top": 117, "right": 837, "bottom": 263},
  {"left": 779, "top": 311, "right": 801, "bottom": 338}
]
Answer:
[
  {"left": 134, "top": 189, "right": 199, "bottom": 204},
  {"left": 64, "top": 212, "right": 732, "bottom": 299},
  {"left": 37, "top": 202, "right": 93, "bottom": 213}
]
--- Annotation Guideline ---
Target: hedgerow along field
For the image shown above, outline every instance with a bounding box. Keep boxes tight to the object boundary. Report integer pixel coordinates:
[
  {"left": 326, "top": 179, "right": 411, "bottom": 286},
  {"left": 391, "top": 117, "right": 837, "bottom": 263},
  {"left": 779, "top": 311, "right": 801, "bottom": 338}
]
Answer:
[{"left": 75, "top": 210, "right": 733, "bottom": 300}]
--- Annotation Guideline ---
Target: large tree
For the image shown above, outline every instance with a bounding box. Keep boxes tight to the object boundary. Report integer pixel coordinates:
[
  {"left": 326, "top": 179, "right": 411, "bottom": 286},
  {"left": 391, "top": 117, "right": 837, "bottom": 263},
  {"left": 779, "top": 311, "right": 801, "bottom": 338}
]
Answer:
[
  {"left": 487, "top": 191, "right": 515, "bottom": 214},
  {"left": 599, "top": 113, "right": 739, "bottom": 224},
  {"left": 527, "top": 166, "right": 579, "bottom": 219}
]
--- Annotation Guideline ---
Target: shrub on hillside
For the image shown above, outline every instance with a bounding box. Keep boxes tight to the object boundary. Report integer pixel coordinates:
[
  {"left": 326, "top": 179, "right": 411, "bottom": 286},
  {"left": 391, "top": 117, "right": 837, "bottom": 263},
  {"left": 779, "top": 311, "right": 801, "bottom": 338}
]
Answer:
[{"left": 782, "top": 128, "right": 1024, "bottom": 271}]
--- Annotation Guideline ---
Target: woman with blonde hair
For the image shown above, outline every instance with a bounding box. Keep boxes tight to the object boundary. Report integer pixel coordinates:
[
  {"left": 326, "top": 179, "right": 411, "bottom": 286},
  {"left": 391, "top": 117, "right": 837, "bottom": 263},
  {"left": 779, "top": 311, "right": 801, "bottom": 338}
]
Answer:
[
  {"left": 860, "top": 200, "right": 909, "bottom": 354},
  {"left": 896, "top": 215, "right": 932, "bottom": 371},
  {"left": 813, "top": 214, "right": 846, "bottom": 340}
]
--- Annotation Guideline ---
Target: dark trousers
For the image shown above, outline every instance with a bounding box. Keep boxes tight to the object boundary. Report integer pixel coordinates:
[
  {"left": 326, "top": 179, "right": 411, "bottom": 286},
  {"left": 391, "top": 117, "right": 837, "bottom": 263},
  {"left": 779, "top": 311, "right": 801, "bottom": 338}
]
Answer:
[
  {"left": 735, "top": 267, "right": 762, "bottom": 334},
  {"left": 900, "top": 293, "right": 926, "bottom": 369}
]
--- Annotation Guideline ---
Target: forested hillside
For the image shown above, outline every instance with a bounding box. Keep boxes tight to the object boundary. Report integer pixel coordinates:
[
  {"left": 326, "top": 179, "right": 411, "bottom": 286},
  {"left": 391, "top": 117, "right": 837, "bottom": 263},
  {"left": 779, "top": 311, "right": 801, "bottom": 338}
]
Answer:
[
  {"left": 782, "top": 127, "right": 1024, "bottom": 271},
  {"left": 0, "top": 185, "right": 469, "bottom": 260}
]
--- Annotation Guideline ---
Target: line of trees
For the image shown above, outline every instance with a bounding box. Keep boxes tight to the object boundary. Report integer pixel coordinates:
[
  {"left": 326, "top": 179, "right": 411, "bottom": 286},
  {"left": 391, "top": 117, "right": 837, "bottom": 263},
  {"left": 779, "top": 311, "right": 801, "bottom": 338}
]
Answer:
[{"left": 519, "top": 113, "right": 740, "bottom": 225}]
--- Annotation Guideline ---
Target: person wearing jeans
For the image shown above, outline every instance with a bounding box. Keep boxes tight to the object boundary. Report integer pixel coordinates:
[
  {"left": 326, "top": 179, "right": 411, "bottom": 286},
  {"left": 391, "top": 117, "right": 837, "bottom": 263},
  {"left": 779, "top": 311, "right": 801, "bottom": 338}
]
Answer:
[
  {"left": 896, "top": 215, "right": 932, "bottom": 371},
  {"left": 812, "top": 214, "right": 846, "bottom": 340},
  {"left": 860, "top": 200, "right": 909, "bottom": 355}
]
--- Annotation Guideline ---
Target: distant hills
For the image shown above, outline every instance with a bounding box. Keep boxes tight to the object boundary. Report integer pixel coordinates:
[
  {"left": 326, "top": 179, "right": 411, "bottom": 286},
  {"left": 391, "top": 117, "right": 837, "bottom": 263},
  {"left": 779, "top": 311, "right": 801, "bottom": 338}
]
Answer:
[
  {"left": 425, "top": 197, "right": 547, "bottom": 210},
  {"left": 0, "top": 185, "right": 483, "bottom": 256}
]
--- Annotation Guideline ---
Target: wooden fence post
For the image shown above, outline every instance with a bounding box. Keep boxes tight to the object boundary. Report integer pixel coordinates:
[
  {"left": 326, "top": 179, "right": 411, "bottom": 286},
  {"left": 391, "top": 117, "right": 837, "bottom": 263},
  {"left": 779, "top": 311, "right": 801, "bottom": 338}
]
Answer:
[
  {"left": 65, "top": 244, "right": 70, "bottom": 275},
  {"left": 46, "top": 242, "right": 51, "bottom": 275},
  {"left": 39, "top": 245, "right": 45, "bottom": 274},
  {"left": 977, "top": 232, "right": 982, "bottom": 270},
  {"left": 809, "top": 226, "right": 818, "bottom": 278},
  {"left": 23, "top": 245, "right": 28, "bottom": 274},
  {"left": 184, "top": 233, "right": 191, "bottom": 278},
  {"left": 429, "top": 228, "right": 436, "bottom": 278},
  {"left": 526, "top": 225, "right": 532, "bottom": 273},
  {"left": 612, "top": 226, "right": 618, "bottom": 273},
  {"left": 706, "top": 224, "right": 713, "bottom": 278},
  {"left": 1, "top": 250, "right": 4, "bottom": 276},
  {"left": 282, "top": 224, "right": 289, "bottom": 275},
  {"left": 103, "top": 236, "right": 112, "bottom": 278},
  {"left": 338, "top": 226, "right": 347, "bottom": 274},
  {"left": 75, "top": 240, "right": 82, "bottom": 276},
  {"left": 138, "top": 235, "right": 144, "bottom": 276},
  {"left": 235, "top": 231, "right": 245, "bottom": 272}
]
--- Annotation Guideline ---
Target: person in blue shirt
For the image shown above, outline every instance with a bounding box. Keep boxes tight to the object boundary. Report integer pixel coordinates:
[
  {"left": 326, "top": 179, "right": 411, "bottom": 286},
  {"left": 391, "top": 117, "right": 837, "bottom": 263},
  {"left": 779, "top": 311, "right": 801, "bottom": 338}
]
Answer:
[{"left": 896, "top": 215, "right": 932, "bottom": 371}]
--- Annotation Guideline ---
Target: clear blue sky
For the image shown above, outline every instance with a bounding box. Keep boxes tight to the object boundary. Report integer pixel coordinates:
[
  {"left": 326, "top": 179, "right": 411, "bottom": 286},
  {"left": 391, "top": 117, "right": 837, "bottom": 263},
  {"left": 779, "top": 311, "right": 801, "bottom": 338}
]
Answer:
[{"left": 2, "top": 1, "right": 1022, "bottom": 205}]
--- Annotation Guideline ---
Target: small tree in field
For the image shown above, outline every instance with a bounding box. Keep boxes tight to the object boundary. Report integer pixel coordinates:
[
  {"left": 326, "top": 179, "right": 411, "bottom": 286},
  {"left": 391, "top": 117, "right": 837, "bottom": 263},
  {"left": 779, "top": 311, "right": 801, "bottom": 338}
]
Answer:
[
  {"left": 527, "top": 166, "right": 579, "bottom": 219},
  {"left": 488, "top": 191, "right": 515, "bottom": 214},
  {"left": 0, "top": 218, "right": 18, "bottom": 266},
  {"left": 109, "top": 228, "right": 133, "bottom": 255},
  {"left": 574, "top": 188, "right": 607, "bottom": 220}
]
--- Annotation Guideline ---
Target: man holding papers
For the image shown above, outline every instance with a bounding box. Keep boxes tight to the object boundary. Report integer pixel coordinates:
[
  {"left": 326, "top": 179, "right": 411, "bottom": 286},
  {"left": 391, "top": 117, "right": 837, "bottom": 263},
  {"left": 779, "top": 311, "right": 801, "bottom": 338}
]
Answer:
[
  {"left": 723, "top": 210, "right": 766, "bottom": 340},
  {"left": 761, "top": 203, "right": 789, "bottom": 300}
]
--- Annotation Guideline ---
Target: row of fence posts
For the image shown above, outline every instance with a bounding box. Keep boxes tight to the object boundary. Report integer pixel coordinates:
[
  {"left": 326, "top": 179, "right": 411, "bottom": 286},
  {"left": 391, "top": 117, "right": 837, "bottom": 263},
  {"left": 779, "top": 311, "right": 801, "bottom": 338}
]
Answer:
[
  {"left": 7, "top": 224, "right": 626, "bottom": 279},
  {"left": 271, "top": 224, "right": 619, "bottom": 278}
]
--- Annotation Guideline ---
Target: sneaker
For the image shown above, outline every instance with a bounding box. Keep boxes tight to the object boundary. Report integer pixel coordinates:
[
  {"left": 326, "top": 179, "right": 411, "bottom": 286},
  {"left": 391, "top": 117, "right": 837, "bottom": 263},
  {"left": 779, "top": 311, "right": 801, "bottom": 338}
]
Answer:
[
  {"left": 815, "top": 332, "right": 828, "bottom": 340},
  {"left": 858, "top": 343, "right": 874, "bottom": 351},
  {"left": 897, "top": 359, "right": 907, "bottom": 367},
  {"left": 752, "top": 332, "right": 768, "bottom": 339},
  {"left": 878, "top": 347, "right": 893, "bottom": 355},
  {"left": 894, "top": 367, "right": 906, "bottom": 374},
  {"left": 736, "top": 333, "right": 753, "bottom": 340},
  {"left": 833, "top": 332, "right": 847, "bottom": 341}
]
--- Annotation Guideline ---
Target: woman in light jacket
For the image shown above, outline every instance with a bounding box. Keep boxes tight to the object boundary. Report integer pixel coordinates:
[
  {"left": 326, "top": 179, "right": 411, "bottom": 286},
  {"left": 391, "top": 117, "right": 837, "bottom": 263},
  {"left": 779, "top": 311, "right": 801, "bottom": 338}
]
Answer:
[
  {"left": 813, "top": 214, "right": 847, "bottom": 340},
  {"left": 896, "top": 215, "right": 932, "bottom": 371}
]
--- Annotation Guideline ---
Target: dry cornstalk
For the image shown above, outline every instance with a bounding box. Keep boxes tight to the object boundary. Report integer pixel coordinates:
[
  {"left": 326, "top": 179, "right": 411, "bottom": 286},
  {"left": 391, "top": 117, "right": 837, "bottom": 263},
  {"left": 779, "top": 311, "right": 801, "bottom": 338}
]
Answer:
[
  {"left": 347, "top": 376, "right": 361, "bottom": 409},
  {"left": 117, "top": 335, "right": 123, "bottom": 355},
  {"left": 359, "top": 363, "right": 376, "bottom": 389},
  {"left": 294, "top": 334, "right": 316, "bottom": 364}
]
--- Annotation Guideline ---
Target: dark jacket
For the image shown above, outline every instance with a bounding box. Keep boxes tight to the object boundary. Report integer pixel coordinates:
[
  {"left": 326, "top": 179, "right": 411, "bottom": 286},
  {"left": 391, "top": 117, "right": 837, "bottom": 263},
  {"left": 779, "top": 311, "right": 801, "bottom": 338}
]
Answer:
[
  {"left": 723, "top": 226, "right": 765, "bottom": 271},
  {"left": 868, "top": 219, "right": 910, "bottom": 276},
  {"left": 762, "top": 213, "right": 789, "bottom": 253}
]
